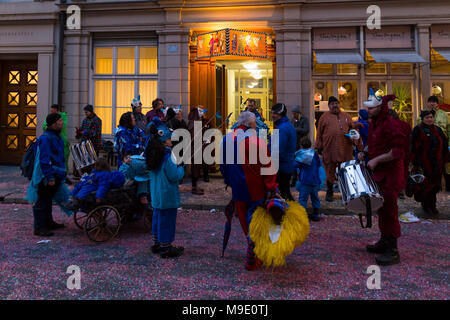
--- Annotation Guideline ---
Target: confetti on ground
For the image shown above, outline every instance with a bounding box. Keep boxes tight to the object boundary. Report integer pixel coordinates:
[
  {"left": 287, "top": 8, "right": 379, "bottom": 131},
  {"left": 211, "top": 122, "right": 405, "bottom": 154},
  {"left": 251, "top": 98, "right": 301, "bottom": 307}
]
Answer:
[{"left": 0, "top": 203, "right": 448, "bottom": 300}]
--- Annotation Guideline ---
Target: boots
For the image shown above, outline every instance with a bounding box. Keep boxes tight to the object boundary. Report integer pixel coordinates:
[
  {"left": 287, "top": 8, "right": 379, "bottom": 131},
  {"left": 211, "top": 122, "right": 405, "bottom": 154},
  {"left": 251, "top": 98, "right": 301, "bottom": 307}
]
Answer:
[
  {"left": 326, "top": 182, "right": 334, "bottom": 202},
  {"left": 160, "top": 245, "right": 184, "bottom": 258},
  {"left": 375, "top": 237, "right": 400, "bottom": 266},
  {"left": 309, "top": 208, "right": 320, "bottom": 221},
  {"left": 366, "top": 234, "right": 388, "bottom": 253},
  {"left": 421, "top": 199, "right": 434, "bottom": 216}
]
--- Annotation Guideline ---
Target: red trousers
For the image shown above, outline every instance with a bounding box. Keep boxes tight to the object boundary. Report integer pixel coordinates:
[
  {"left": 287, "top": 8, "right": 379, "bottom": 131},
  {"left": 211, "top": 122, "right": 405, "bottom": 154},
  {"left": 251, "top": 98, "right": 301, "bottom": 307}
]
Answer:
[{"left": 377, "top": 182, "right": 401, "bottom": 239}]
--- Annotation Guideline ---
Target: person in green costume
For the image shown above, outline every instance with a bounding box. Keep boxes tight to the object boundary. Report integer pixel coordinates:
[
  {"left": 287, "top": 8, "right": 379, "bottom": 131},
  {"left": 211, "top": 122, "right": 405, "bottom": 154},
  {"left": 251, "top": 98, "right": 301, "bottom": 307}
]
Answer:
[{"left": 43, "top": 104, "right": 70, "bottom": 169}]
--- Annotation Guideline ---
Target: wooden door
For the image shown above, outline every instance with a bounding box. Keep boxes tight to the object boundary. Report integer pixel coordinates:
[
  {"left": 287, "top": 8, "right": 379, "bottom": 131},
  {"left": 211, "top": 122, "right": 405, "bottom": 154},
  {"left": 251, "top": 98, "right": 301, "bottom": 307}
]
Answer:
[{"left": 0, "top": 60, "right": 38, "bottom": 164}]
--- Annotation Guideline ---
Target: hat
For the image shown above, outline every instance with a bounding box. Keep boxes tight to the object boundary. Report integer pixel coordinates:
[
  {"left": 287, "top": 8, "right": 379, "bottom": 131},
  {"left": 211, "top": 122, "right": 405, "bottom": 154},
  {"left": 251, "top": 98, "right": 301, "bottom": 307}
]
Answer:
[
  {"left": 131, "top": 95, "right": 141, "bottom": 109},
  {"left": 328, "top": 96, "right": 338, "bottom": 104},
  {"left": 291, "top": 105, "right": 301, "bottom": 113},
  {"left": 150, "top": 117, "right": 172, "bottom": 142},
  {"left": 272, "top": 103, "right": 287, "bottom": 115},
  {"left": 420, "top": 110, "right": 435, "bottom": 120},
  {"left": 363, "top": 88, "right": 382, "bottom": 108},
  {"left": 46, "top": 113, "right": 62, "bottom": 127},
  {"left": 129, "top": 155, "right": 150, "bottom": 182},
  {"left": 84, "top": 104, "right": 94, "bottom": 113}
]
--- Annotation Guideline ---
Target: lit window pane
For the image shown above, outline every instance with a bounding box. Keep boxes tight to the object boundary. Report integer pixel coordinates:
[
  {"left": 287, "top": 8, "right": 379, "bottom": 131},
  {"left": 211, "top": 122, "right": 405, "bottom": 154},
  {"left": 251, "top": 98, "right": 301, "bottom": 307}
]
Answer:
[
  {"left": 431, "top": 48, "right": 450, "bottom": 75},
  {"left": 94, "top": 81, "right": 112, "bottom": 107},
  {"left": 116, "top": 108, "right": 130, "bottom": 128},
  {"left": 117, "top": 47, "right": 135, "bottom": 74},
  {"left": 139, "top": 81, "right": 157, "bottom": 109},
  {"left": 365, "top": 51, "right": 386, "bottom": 75},
  {"left": 95, "top": 107, "right": 112, "bottom": 135},
  {"left": 95, "top": 48, "right": 113, "bottom": 74},
  {"left": 337, "top": 64, "right": 358, "bottom": 75},
  {"left": 391, "top": 63, "right": 413, "bottom": 74},
  {"left": 432, "top": 81, "right": 450, "bottom": 105},
  {"left": 367, "top": 81, "right": 387, "bottom": 98},
  {"left": 392, "top": 81, "right": 412, "bottom": 112},
  {"left": 139, "top": 47, "right": 158, "bottom": 74},
  {"left": 313, "top": 81, "right": 333, "bottom": 111},
  {"left": 116, "top": 81, "right": 135, "bottom": 107},
  {"left": 338, "top": 81, "right": 358, "bottom": 111}
]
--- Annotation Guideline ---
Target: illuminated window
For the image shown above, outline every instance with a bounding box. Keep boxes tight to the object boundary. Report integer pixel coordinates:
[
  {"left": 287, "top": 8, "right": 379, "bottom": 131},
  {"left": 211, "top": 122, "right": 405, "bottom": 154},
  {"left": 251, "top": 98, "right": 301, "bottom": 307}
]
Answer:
[
  {"left": 93, "top": 45, "right": 158, "bottom": 135},
  {"left": 431, "top": 48, "right": 450, "bottom": 75},
  {"left": 365, "top": 51, "right": 386, "bottom": 75}
]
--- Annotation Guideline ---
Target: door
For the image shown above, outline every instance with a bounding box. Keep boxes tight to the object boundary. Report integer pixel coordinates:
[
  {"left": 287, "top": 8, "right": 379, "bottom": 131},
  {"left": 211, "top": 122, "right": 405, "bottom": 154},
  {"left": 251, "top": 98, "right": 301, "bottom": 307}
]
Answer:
[{"left": 0, "top": 60, "right": 38, "bottom": 164}]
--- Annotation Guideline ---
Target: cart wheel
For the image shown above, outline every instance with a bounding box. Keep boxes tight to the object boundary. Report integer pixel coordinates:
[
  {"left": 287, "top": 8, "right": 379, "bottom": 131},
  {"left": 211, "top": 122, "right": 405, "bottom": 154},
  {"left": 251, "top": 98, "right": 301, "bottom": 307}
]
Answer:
[
  {"left": 84, "top": 205, "right": 121, "bottom": 242},
  {"left": 142, "top": 208, "right": 153, "bottom": 232},
  {"left": 73, "top": 210, "right": 88, "bottom": 230}
]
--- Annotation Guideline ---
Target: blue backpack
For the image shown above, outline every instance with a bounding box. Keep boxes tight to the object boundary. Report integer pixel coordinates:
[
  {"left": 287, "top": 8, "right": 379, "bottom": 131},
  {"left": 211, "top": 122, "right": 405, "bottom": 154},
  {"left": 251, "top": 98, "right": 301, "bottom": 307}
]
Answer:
[{"left": 20, "top": 141, "right": 37, "bottom": 180}]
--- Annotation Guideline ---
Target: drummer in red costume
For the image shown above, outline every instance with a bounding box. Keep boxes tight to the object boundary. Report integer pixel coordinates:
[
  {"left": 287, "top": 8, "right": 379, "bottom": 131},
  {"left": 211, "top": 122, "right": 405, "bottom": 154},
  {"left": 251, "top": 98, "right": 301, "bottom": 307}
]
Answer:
[{"left": 358, "top": 93, "right": 406, "bottom": 266}]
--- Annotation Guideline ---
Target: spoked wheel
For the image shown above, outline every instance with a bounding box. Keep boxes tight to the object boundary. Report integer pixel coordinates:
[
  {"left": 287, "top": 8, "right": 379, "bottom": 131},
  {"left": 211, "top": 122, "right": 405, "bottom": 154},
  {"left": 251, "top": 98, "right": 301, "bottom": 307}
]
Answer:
[
  {"left": 142, "top": 207, "right": 153, "bottom": 233},
  {"left": 73, "top": 210, "right": 89, "bottom": 230},
  {"left": 84, "top": 205, "right": 121, "bottom": 242}
]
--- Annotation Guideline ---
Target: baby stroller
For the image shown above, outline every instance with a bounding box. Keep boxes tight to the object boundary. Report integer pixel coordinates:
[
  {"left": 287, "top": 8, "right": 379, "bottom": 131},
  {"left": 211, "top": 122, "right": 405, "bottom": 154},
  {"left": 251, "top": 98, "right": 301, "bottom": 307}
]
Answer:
[{"left": 70, "top": 142, "right": 152, "bottom": 242}]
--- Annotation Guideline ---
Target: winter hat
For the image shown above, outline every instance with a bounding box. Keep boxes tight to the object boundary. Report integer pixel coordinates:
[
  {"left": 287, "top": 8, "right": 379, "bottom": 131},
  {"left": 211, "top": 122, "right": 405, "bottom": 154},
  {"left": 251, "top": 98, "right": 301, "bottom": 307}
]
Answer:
[
  {"left": 149, "top": 117, "right": 172, "bottom": 142},
  {"left": 328, "top": 96, "right": 338, "bottom": 104},
  {"left": 46, "top": 113, "right": 62, "bottom": 127},
  {"left": 420, "top": 110, "right": 435, "bottom": 120},
  {"left": 272, "top": 103, "right": 287, "bottom": 116},
  {"left": 84, "top": 104, "right": 94, "bottom": 113},
  {"left": 291, "top": 105, "right": 301, "bottom": 113}
]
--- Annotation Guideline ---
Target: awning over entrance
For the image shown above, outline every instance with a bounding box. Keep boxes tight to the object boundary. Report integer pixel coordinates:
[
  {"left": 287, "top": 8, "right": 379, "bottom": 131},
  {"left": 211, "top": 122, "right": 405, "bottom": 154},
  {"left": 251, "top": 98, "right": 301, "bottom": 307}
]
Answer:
[
  {"left": 434, "top": 48, "right": 450, "bottom": 62},
  {"left": 314, "top": 50, "right": 365, "bottom": 64},
  {"left": 367, "top": 49, "right": 426, "bottom": 63}
]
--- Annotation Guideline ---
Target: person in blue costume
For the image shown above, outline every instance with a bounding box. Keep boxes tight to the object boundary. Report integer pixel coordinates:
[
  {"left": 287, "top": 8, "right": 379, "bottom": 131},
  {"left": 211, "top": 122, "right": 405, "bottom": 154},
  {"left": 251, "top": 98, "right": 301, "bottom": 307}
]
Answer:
[
  {"left": 114, "top": 111, "right": 145, "bottom": 167},
  {"left": 26, "top": 113, "right": 73, "bottom": 237},
  {"left": 65, "top": 157, "right": 125, "bottom": 210},
  {"left": 146, "top": 118, "right": 185, "bottom": 258}
]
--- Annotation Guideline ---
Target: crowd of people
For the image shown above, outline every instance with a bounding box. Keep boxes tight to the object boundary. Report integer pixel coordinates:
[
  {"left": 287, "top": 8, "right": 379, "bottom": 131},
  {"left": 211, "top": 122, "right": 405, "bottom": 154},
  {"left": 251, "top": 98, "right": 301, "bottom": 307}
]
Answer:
[{"left": 26, "top": 91, "right": 449, "bottom": 267}]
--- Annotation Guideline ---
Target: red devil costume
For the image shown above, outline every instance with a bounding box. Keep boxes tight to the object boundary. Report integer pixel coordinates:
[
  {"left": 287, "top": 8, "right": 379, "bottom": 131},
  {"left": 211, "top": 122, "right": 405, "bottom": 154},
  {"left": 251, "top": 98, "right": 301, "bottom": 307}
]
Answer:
[
  {"left": 364, "top": 95, "right": 406, "bottom": 266},
  {"left": 220, "top": 125, "right": 278, "bottom": 270}
]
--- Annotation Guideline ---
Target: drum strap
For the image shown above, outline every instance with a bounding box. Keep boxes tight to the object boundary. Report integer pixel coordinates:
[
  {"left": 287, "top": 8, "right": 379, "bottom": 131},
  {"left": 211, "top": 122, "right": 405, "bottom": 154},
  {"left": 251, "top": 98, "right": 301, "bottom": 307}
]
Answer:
[{"left": 360, "top": 196, "right": 372, "bottom": 228}]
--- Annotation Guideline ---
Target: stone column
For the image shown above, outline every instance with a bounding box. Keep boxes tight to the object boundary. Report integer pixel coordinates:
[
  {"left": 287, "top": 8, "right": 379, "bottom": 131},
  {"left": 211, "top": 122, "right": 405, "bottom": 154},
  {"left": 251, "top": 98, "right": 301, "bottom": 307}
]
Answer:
[
  {"left": 157, "top": 28, "right": 190, "bottom": 119},
  {"left": 417, "top": 24, "right": 431, "bottom": 111},
  {"left": 36, "top": 53, "right": 53, "bottom": 137},
  {"left": 62, "top": 30, "right": 90, "bottom": 173}
]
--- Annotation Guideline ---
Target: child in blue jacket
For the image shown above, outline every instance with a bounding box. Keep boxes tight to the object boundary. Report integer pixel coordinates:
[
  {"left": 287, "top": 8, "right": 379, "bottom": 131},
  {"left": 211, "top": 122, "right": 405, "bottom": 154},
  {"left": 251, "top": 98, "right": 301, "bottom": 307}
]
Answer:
[
  {"left": 66, "top": 157, "right": 125, "bottom": 210},
  {"left": 146, "top": 118, "right": 184, "bottom": 258},
  {"left": 295, "top": 136, "right": 325, "bottom": 221}
]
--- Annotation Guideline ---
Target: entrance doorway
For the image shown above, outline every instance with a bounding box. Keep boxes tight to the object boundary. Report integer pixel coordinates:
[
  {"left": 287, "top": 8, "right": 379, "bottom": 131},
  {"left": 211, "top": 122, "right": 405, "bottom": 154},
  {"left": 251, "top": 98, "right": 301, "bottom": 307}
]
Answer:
[
  {"left": 215, "top": 59, "right": 274, "bottom": 129},
  {"left": 0, "top": 60, "right": 38, "bottom": 164}
]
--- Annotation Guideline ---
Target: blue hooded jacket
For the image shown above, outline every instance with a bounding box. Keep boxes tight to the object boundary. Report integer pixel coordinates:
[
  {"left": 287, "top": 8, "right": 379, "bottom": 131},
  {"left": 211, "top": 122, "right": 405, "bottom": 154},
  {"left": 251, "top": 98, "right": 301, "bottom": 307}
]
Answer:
[
  {"left": 149, "top": 147, "right": 184, "bottom": 209},
  {"left": 355, "top": 109, "right": 369, "bottom": 147},
  {"left": 295, "top": 149, "right": 322, "bottom": 187},
  {"left": 272, "top": 116, "right": 297, "bottom": 174},
  {"left": 72, "top": 170, "right": 125, "bottom": 200},
  {"left": 114, "top": 125, "right": 145, "bottom": 166}
]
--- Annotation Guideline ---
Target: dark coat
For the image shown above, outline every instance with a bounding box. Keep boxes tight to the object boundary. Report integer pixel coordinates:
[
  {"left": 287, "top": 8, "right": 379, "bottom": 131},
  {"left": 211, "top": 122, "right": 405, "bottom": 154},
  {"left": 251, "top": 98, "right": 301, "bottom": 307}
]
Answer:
[{"left": 292, "top": 115, "right": 309, "bottom": 150}]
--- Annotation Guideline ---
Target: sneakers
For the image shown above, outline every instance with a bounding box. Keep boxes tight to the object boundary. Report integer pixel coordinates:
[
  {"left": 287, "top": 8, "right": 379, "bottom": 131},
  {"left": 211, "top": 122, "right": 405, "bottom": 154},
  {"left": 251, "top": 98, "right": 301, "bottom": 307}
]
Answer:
[
  {"left": 160, "top": 245, "right": 184, "bottom": 258},
  {"left": 34, "top": 228, "right": 54, "bottom": 237}
]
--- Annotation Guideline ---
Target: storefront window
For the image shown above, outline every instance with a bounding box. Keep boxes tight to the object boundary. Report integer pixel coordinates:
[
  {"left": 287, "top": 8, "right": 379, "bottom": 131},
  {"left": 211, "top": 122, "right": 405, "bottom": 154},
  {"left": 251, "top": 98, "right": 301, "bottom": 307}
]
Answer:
[
  {"left": 431, "top": 48, "right": 450, "bottom": 75},
  {"left": 313, "top": 81, "right": 333, "bottom": 111},
  {"left": 93, "top": 45, "right": 158, "bottom": 135},
  {"left": 392, "top": 81, "right": 413, "bottom": 125},
  {"left": 365, "top": 50, "right": 386, "bottom": 75},
  {"left": 337, "top": 64, "right": 358, "bottom": 75},
  {"left": 367, "top": 81, "right": 387, "bottom": 97},
  {"left": 391, "top": 63, "right": 413, "bottom": 74},
  {"left": 338, "top": 81, "right": 358, "bottom": 118},
  {"left": 313, "top": 53, "right": 333, "bottom": 74},
  {"left": 431, "top": 81, "right": 450, "bottom": 105}
]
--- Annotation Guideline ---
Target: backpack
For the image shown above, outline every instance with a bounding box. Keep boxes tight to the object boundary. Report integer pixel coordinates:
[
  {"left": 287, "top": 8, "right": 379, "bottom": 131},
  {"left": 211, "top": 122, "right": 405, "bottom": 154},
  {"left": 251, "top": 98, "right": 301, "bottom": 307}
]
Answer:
[{"left": 20, "top": 141, "right": 37, "bottom": 180}]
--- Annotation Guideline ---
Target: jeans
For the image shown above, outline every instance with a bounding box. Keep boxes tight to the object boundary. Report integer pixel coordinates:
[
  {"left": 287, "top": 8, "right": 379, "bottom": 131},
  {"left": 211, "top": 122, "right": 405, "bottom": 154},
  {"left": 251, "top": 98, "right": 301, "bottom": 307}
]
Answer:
[
  {"left": 33, "top": 179, "right": 61, "bottom": 229},
  {"left": 152, "top": 208, "right": 177, "bottom": 243},
  {"left": 298, "top": 184, "right": 321, "bottom": 209}
]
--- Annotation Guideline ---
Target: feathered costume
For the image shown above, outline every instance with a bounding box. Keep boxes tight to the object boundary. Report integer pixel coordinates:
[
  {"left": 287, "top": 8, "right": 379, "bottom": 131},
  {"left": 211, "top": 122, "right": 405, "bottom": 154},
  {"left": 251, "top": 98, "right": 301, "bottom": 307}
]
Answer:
[{"left": 249, "top": 200, "right": 309, "bottom": 267}]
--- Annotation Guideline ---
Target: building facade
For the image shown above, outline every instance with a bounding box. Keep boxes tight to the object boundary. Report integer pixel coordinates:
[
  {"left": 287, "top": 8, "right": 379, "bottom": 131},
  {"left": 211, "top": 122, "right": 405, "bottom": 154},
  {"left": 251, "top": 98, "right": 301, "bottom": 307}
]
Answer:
[{"left": 1, "top": 0, "right": 450, "bottom": 164}]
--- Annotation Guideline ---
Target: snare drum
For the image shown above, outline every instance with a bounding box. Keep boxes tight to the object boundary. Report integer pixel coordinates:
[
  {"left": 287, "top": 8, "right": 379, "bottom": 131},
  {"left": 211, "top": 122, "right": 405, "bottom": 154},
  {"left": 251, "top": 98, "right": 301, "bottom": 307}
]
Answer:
[
  {"left": 336, "top": 160, "right": 384, "bottom": 228},
  {"left": 70, "top": 140, "right": 98, "bottom": 175}
]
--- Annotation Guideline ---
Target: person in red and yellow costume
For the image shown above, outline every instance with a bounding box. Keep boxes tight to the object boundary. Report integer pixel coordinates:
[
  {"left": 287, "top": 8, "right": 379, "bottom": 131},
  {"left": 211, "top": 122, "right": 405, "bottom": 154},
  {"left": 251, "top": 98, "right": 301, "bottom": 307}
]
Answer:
[{"left": 358, "top": 94, "right": 406, "bottom": 266}]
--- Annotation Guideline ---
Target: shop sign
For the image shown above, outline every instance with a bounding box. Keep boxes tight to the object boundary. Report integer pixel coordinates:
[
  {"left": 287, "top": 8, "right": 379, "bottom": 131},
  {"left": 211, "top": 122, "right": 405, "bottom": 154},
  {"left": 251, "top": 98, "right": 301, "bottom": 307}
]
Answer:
[
  {"left": 366, "top": 25, "right": 412, "bottom": 49},
  {"left": 431, "top": 25, "right": 450, "bottom": 48},
  {"left": 196, "top": 29, "right": 268, "bottom": 59},
  {"left": 313, "top": 27, "right": 359, "bottom": 50}
]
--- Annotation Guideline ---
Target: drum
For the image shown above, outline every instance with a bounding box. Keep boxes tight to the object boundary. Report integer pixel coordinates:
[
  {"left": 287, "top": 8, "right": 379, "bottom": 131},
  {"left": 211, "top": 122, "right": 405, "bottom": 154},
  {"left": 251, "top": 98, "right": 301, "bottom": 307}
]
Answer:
[
  {"left": 336, "top": 160, "right": 384, "bottom": 228},
  {"left": 70, "top": 140, "right": 98, "bottom": 175}
]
